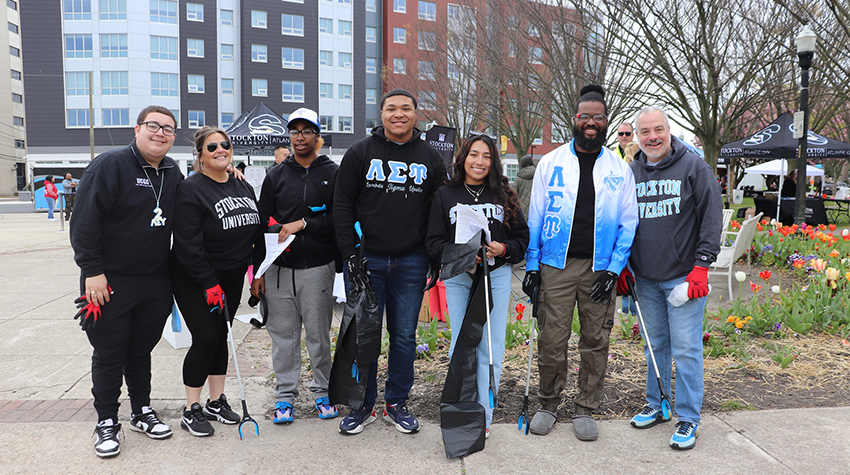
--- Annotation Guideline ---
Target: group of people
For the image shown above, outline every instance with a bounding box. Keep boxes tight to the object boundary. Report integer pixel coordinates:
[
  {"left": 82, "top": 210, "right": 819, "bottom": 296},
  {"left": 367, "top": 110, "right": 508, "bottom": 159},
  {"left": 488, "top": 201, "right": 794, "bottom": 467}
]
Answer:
[
  {"left": 69, "top": 84, "right": 720, "bottom": 459},
  {"left": 41, "top": 172, "right": 78, "bottom": 222}
]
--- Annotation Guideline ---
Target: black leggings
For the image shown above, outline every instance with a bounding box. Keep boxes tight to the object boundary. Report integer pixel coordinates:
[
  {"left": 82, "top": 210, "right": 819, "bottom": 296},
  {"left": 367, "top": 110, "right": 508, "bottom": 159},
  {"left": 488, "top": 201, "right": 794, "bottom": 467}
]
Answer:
[{"left": 172, "top": 263, "right": 245, "bottom": 388}]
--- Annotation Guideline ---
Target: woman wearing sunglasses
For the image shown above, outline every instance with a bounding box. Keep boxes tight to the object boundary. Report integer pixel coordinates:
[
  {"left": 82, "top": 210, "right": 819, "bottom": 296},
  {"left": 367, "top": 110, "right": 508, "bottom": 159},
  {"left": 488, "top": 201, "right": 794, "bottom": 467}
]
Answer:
[
  {"left": 425, "top": 134, "right": 529, "bottom": 438},
  {"left": 171, "top": 126, "right": 262, "bottom": 437}
]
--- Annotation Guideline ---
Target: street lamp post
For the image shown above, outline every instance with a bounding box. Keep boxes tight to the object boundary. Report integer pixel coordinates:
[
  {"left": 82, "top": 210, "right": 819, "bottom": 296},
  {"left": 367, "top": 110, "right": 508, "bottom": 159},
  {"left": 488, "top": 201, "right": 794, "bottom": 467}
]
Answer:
[{"left": 794, "top": 24, "right": 816, "bottom": 226}]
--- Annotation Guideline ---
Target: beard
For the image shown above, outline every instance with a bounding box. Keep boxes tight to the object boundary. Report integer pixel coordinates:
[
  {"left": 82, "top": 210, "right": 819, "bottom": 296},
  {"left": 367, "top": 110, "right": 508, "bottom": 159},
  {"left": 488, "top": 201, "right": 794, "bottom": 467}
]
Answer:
[{"left": 573, "top": 123, "right": 608, "bottom": 152}]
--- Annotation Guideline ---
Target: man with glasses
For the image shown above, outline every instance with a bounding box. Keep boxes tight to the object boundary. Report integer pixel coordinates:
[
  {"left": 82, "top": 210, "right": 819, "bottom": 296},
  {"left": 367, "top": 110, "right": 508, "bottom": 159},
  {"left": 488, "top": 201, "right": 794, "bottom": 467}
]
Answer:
[
  {"left": 71, "top": 106, "right": 182, "bottom": 458},
  {"left": 522, "top": 85, "right": 637, "bottom": 441},
  {"left": 251, "top": 108, "right": 341, "bottom": 425},
  {"left": 612, "top": 122, "right": 634, "bottom": 161},
  {"left": 333, "top": 89, "right": 445, "bottom": 435}
]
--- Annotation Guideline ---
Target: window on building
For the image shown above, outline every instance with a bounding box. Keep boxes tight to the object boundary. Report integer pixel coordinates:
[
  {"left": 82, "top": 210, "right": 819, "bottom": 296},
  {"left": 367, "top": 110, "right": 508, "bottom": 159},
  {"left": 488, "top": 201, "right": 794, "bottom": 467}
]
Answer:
[
  {"left": 365, "top": 0, "right": 376, "bottom": 11},
  {"left": 252, "top": 44, "right": 267, "bottom": 62},
  {"left": 508, "top": 43, "right": 516, "bottom": 58},
  {"left": 186, "top": 3, "right": 203, "bottom": 21},
  {"left": 68, "top": 110, "right": 90, "bottom": 127},
  {"left": 366, "top": 27, "right": 376, "bottom": 43},
  {"left": 65, "top": 34, "right": 93, "bottom": 58},
  {"left": 394, "top": 0, "right": 405, "bottom": 13},
  {"left": 366, "top": 88, "right": 376, "bottom": 104},
  {"left": 319, "top": 83, "right": 333, "bottom": 99},
  {"left": 281, "top": 47, "right": 304, "bottom": 69},
  {"left": 10, "top": 46, "right": 19, "bottom": 57},
  {"left": 150, "top": 0, "right": 177, "bottom": 24},
  {"left": 151, "top": 72, "right": 178, "bottom": 96},
  {"left": 151, "top": 36, "right": 177, "bottom": 60},
  {"left": 528, "top": 25, "right": 539, "bottom": 37},
  {"left": 100, "top": 34, "right": 128, "bottom": 58},
  {"left": 14, "top": 139, "right": 25, "bottom": 149},
  {"left": 283, "top": 0, "right": 303, "bottom": 3},
  {"left": 281, "top": 14, "right": 304, "bottom": 35},
  {"left": 393, "top": 58, "right": 406, "bottom": 74},
  {"left": 187, "top": 74, "right": 205, "bottom": 93},
  {"left": 11, "top": 69, "right": 20, "bottom": 80},
  {"left": 281, "top": 81, "right": 304, "bottom": 102},
  {"left": 319, "top": 18, "right": 332, "bottom": 33},
  {"left": 339, "top": 84, "right": 352, "bottom": 100},
  {"left": 530, "top": 46, "right": 542, "bottom": 64},
  {"left": 338, "top": 20, "right": 352, "bottom": 36},
  {"left": 418, "top": 60, "right": 436, "bottom": 80},
  {"left": 339, "top": 0, "right": 351, "bottom": 4},
  {"left": 221, "top": 78, "right": 234, "bottom": 95},
  {"left": 251, "top": 10, "right": 267, "bottom": 28},
  {"left": 64, "top": 0, "right": 92, "bottom": 20},
  {"left": 103, "top": 108, "right": 130, "bottom": 126},
  {"left": 8, "top": 22, "right": 17, "bottom": 33},
  {"left": 319, "top": 115, "right": 333, "bottom": 131},
  {"left": 66, "top": 72, "right": 89, "bottom": 96},
  {"left": 319, "top": 50, "right": 332, "bottom": 66},
  {"left": 188, "top": 110, "right": 205, "bottom": 128},
  {"left": 100, "top": 0, "right": 126, "bottom": 20},
  {"left": 366, "top": 57, "right": 377, "bottom": 74},
  {"left": 418, "top": 31, "right": 436, "bottom": 50},
  {"left": 366, "top": 119, "right": 378, "bottom": 134},
  {"left": 220, "top": 113, "right": 234, "bottom": 128},
  {"left": 394, "top": 27, "right": 406, "bottom": 43},
  {"left": 339, "top": 52, "right": 352, "bottom": 68},
  {"left": 221, "top": 9, "right": 233, "bottom": 25},
  {"left": 419, "top": 91, "right": 436, "bottom": 110},
  {"left": 101, "top": 71, "right": 128, "bottom": 95},
  {"left": 418, "top": 1, "right": 436, "bottom": 20},
  {"left": 7, "top": 0, "right": 17, "bottom": 11},
  {"left": 252, "top": 78, "right": 268, "bottom": 96},
  {"left": 187, "top": 38, "right": 204, "bottom": 57},
  {"left": 13, "top": 116, "right": 23, "bottom": 126},
  {"left": 12, "top": 93, "right": 22, "bottom": 103},
  {"left": 338, "top": 117, "right": 353, "bottom": 133},
  {"left": 447, "top": 62, "right": 459, "bottom": 79},
  {"left": 221, "top": 44, "right": 233, "bottom": 60}
]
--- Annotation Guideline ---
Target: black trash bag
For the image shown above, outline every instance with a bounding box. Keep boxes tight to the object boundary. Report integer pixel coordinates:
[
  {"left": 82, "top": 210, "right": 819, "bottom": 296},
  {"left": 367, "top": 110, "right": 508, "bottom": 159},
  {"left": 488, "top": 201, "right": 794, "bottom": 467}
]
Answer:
[{"left": 440, "top": 230, "right": 484, "bottom": 282}]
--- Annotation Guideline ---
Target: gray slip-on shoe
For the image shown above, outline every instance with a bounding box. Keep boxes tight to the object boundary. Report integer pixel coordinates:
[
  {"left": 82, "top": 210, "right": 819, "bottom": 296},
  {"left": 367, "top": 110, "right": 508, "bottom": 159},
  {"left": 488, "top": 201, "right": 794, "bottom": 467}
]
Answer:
[
  {"left": 573, "top": 414, "right": 598, "bottom": 441},
  {"left": 529, "top": 409, "right": 557, "bottom": 435}
]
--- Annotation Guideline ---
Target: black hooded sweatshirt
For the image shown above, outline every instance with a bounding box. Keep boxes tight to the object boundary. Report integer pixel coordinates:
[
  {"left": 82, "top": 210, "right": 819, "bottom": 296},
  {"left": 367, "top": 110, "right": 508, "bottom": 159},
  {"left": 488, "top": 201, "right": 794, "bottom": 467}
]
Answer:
[{"left": 334, "top": 126, "right": 446, "bottom": 258}]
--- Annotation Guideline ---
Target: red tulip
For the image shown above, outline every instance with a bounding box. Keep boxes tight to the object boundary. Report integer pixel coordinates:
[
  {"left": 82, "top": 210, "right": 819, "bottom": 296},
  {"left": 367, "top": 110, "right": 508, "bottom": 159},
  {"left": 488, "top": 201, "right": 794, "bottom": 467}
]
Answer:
[{"left": 759, "top": 270, "right": 771, "bottom": 281}]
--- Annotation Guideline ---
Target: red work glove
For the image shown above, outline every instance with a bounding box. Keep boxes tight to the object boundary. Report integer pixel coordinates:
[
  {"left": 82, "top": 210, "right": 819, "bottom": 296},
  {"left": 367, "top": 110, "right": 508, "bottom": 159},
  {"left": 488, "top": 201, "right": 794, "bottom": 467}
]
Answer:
[
  {"left": 685, "top": 265, "right": 709, "bottom": 299},
  {"left": 617, "top": 267, "right": 633, "bottom": 296},
  {"left": 73, "top": 296, "right": 102, "bottom": 331},
  {"left": 205, "top": 285, "right": 225, "bottom": 311}
]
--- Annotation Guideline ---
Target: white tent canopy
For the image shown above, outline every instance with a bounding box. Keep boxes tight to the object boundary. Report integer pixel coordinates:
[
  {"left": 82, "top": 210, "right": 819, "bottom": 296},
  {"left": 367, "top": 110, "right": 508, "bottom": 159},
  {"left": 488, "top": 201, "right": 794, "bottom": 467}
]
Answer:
[{"left": 743, "top": 159, "right": 824, "bottom": 177}]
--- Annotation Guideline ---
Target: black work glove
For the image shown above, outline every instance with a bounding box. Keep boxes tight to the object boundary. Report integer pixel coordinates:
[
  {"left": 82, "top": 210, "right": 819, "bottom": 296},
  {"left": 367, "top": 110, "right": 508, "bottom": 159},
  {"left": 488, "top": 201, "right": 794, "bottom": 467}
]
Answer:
[
  {"left": 73, "top": 296, "right": 102, "bottom": 331},
  {"left": 345, "top": 255, "right": 370, "bottom": 293},
  {"left": 522, "top": 271, "right": 540, "bottom": 300},
  {"left": 423, "top": 259, "right": 439, "bottom": 292},
  {"left": 268, "top": 223, "right": 282, "bottom": 234},
  {"left": 589, "top": 271, "right": 618, "bottom": 303}
]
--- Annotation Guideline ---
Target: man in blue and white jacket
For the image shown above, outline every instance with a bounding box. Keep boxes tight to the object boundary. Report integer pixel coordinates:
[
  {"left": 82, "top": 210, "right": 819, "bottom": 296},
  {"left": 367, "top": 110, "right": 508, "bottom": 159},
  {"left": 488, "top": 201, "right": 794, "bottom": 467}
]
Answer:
[{"left": 522, "top": 85, "right": 638, "bottom": 441}]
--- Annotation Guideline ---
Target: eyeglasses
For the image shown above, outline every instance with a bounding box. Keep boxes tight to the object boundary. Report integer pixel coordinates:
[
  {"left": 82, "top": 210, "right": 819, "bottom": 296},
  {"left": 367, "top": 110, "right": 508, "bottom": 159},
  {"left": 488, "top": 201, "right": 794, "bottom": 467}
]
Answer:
[
  {"left": 205, "top": 141, "right": 232, "bottom": 153},
  {"left": 140, "top": 121, "right": 176, "bottom": 136},
  {"left": 575, "top": 113, "right": 608, "bottom": 124},
  {"left": 618, "top": 131, "right": 632, "bottom": 137},
  {"left": 468, "top": 130, "right": 497, "bottom": 142},
  {"left": 289, "top": 129, "right": 317, "bottom": 137}
]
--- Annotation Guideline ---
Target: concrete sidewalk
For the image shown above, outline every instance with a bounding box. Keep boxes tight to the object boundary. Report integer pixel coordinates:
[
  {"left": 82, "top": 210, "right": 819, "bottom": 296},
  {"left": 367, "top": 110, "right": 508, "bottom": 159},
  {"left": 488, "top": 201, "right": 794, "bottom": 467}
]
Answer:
[{"left": 1, "top": 204, "right": 849, "bottom": 474}]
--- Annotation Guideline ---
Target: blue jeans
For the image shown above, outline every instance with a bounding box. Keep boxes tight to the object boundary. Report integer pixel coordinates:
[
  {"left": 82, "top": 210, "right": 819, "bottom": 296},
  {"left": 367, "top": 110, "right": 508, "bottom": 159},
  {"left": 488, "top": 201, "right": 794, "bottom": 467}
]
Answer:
[
  {"left": 633, "top": 274, "right": 705, "bottom": 425},
  {"left": 621, "top": 296, "right": 637, "bottom": 314},
  {"left": 444, "top": 264, "right": 510, "bottom": 428},
  {"left": 355, "top": 247, "right": 428, "bottom": 407},
  {"left": 45, "top": 197, "right": 55, "bottom": 219}
]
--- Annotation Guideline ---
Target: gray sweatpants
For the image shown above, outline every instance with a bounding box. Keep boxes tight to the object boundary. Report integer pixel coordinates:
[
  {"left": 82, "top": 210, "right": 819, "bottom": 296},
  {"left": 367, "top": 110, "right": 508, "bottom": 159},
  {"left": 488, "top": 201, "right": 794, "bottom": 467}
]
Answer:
[{"left": 265, "top": 262, "right": 335, "bottom": 404}]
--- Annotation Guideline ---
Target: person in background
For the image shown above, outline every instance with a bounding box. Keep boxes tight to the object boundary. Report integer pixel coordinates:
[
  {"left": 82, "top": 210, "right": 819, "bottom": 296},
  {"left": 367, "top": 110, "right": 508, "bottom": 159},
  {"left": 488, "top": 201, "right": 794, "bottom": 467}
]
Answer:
[
  {"left": 267, "top": 145, "right": 291, "bottom": 172},
  {"left": 612, "top": 122, "right": 634, "bottom": 161},
  {"left": 44, "top": 175, "right": 58, "bottom": 221},
  {"left": 426, "top": 134, "right": 529, "bottom": 438},
  {"left": 62, "top": 172, "right": 78, "bottom": 221},
  {"left": 514, "top": 154, "right": 536, "bottom": 221},
  {"left": 781, "top": 170, "right": 797, "bottom": 198},
  {"left": 171, "top": 126, "right": 262, "bottom": 437}
]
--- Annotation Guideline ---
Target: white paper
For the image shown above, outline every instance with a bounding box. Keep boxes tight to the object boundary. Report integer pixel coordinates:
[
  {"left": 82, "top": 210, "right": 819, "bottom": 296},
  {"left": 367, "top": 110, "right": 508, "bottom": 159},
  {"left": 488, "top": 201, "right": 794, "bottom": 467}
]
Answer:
[
  {"left": 333, "top": 272, "right": 346, "bottom": 303},
  {"left": 454, "top": 204, "right": 494, "bottom": 265},
  {"left": 254, "top": 233, "right": 295, "bottom": 278}
]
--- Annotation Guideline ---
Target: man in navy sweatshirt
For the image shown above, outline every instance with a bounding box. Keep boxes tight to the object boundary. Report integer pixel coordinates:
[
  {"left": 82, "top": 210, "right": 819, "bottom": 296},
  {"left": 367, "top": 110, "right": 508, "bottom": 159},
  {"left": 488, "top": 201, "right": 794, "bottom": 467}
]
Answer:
[
  {"left": 623, "top": 106, "right": 721, "bottom": 451},
  {"left": 333, "top": 89, "right": 445, "bottom": 435}
]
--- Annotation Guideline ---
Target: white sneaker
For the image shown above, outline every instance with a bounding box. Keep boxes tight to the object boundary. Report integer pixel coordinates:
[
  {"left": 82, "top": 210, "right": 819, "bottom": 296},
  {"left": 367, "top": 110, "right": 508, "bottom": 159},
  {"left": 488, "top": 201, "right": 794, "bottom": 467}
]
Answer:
[{"left": 94, "top": 419, "right": 121, "bottom": 458}]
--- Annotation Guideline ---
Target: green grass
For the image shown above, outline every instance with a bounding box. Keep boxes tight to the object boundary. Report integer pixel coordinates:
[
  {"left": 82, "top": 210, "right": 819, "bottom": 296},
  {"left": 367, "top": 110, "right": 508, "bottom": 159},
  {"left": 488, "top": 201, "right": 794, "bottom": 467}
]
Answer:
[{"left": 720, "top": 399, "right": 757, "bottom": 411}]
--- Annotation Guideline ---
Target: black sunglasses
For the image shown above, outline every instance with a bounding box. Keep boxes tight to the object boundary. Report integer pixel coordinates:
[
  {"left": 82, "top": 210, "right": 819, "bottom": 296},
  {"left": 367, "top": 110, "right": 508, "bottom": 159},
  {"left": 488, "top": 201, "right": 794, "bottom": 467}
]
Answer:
[
  {"left": 468, "top": 130, "right": 497, "bottom": 142},
  {"left": 618, "top": 131, "right": 632, "bottom": 137},
  {"left": 206, "top": 141, "right": 231, "bottom": 153}
]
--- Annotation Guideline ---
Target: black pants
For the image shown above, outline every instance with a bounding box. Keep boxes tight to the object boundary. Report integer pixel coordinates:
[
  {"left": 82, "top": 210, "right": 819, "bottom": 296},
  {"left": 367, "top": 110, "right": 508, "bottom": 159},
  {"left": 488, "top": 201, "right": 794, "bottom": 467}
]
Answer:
[
  {"left": 83, "top": 272, "right": 172, "bottom": 421},
  {"left": 171, "top": 262, "right": 245, "bottom": 388}
]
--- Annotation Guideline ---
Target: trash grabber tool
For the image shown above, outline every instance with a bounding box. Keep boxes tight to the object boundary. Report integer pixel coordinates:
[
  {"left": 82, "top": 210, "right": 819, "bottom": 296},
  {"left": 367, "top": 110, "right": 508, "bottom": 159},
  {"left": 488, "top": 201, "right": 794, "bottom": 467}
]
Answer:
[
  {"left": 625, "top": 275, "right": 673, "bottom": 420},
  {"left": 481, "top": 247, "right": 497, "bottom": 409},
  {"left": 517, "top": 287, "right": 537, "bottom": 434},
  {"left": 221, "top": 295, "right": 260, "bottom": 439}
]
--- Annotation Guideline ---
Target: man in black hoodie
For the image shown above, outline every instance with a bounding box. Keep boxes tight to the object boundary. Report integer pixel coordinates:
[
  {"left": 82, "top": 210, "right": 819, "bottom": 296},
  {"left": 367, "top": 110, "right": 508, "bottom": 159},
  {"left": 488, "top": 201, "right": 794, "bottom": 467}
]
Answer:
[
  {"left": 334, "top": 89, "right": 445, "bottom": 435},
  {"left": 622, "top": 106, "right": 721, "bottom": 451}
]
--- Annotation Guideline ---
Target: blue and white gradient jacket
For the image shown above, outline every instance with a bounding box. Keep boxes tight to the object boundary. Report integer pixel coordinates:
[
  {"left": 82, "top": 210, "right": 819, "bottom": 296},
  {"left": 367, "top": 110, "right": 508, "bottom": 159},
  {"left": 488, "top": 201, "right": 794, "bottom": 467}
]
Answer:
[{"left": 524, "top": 140, "right": 638, "bottom": 274}]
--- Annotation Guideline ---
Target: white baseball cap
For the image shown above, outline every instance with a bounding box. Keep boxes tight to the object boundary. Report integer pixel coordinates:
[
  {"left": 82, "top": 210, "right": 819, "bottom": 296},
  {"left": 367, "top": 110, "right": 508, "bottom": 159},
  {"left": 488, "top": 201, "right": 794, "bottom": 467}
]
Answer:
[{"left": 287, "top": 108, "right": 320, "bottom": 132}]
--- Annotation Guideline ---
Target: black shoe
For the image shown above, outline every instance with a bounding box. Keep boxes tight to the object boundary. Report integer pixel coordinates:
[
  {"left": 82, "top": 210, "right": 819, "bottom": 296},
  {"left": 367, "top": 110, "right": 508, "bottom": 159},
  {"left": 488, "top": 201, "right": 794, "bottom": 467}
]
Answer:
[
  {"left": 181, "top": 403, "right": 214, "bottom": 437},
  {"left": 130, "top": 407, "right": 173, "bottom": 439},
  {"left": 93, "top": 419, "right": 121, "bottom": 458},
  {"left": 204, "top": 394, "right": 240, "bottom": 425}
]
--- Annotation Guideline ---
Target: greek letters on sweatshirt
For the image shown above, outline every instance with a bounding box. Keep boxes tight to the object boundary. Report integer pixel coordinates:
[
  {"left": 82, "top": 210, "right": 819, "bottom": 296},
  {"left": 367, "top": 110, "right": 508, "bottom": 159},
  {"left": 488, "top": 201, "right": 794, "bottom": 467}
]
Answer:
[
  {"left": 334, "top": 126, "right": 446, "bottom": 258},
  {"left": 173, "top": 173, "right": 262, "bottom": 289},
  {"left": 70, "top": 141, "right": 183, "bottom": 277}
]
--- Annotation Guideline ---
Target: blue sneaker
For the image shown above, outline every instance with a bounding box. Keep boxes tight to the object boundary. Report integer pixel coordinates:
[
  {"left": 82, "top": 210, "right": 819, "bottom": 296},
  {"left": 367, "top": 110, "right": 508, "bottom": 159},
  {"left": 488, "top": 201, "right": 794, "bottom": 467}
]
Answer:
[
  {"left": 315, "top": 397, "right": 338, "bottom": 419},
  {"left": 272, "top": 401, "right": 294, "bottom": 424},
  {"left": 630, "top": 406, "right": 671, "bottom": 429},
  {"left": 339, "top": 406, "right": 376, "bottom": 435},
  {"left": 383, "top": 402, "right": 420, "bottom": 434},
  {"left": 670, "top": 421, "right": 698, "bottom": 450}
]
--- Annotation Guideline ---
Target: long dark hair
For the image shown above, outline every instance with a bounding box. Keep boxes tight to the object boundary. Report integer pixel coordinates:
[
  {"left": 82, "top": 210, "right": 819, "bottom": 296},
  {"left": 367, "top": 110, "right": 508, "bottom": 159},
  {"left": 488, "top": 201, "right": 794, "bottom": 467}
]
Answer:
[{"left": 448, "top": 135, "right": 521, "bottom": 232}]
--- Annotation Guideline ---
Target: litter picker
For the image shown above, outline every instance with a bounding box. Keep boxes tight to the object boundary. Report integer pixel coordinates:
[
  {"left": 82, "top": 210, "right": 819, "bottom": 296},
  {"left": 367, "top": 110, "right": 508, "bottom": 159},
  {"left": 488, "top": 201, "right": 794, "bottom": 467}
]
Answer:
[
  {"left": 517, "top": 287, "right": 537, "bottom": 434},
  {"left": 481, "top": 247, "right": 497, "bottom": 409},
  {"left": 219, "top": 296, "right": 260, "bottom": 439}
]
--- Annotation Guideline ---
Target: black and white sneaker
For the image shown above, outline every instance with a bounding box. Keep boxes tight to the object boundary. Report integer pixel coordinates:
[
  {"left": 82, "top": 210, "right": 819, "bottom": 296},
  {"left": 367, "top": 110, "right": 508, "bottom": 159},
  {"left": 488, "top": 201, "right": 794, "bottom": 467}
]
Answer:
[
  {"left": 93, "top": 419, "right": 121, "bottom": 458},
  {"left": 130, "top": 406, "right": 173, "bottom": 439},
  {"left": 181, "top": 402, "right": 215, "bottom": 437},
  {"left": 204, "top": 394, "right": 240, "bottom": 425}
]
